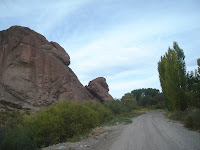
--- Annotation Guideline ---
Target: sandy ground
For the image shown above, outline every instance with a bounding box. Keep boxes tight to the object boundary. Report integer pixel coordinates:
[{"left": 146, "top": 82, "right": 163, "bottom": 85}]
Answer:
[{"left": 43, "top": 112, "right": 200, "bottom": 150}]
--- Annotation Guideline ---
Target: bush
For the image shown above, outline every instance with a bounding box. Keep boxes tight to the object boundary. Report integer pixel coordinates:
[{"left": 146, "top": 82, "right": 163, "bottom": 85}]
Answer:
[
  {"left": 167, "top": 111, "right": 187, "bottom": 122},
  {"left": 104, "top": 99, "right": 138, "bottom": 115},
  {"left": 24, "top": 101, "right": 100, "bottom": 147},
  {"left": 104, "top": 100, "right": 126, "bottom": 115},
  {"left": 166, "top": 109, "right": 200, "bottom": 131},
  {"left": 0, "top": 111, "right": 37, "bottom": 150},
  {"left": 0, "top": 100, "right": 137, "bottom": 149},
  {"left": 184, "top": 109, "right": 200, "bottom": 130},
  {"left": 0, "top": 111, "right": 25, "bottom": 127},
  {"left": 83, "top": 102, "right": 114, "bottom": 123},
  {"left": 122, "top": 99, "right": 139, "bottom": 112},
  {"left": 0, "top": 127, "right": 37, "bottom": 150}
]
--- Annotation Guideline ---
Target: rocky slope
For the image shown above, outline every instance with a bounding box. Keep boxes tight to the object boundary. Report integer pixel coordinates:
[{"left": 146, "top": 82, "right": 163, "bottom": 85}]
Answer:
[{"left": 0, "top": 26, "right": 113, "bottom": 110}]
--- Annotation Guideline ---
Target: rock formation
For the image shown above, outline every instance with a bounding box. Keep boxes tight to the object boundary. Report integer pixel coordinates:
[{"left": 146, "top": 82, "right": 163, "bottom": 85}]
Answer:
[
  {"left": 0, "top": 26, "right": 113, "bottom": 110},
  {"left": 86, "top": 77, "right": 113, "bottom": 102}
]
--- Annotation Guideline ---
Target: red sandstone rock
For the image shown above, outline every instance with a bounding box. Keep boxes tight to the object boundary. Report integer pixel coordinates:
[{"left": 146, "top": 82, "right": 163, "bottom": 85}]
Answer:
[
  {"left": 86, "top": 77, "right": 113, "bottom": 102},
  {"left": 0, "top": 26, "right": 97, "bottom": 110}
]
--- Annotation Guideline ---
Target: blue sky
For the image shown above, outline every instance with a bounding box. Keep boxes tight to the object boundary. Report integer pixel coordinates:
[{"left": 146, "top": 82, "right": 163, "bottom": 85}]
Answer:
[{"left": 1, "top": 0, "right": 200, "bottom": 98}]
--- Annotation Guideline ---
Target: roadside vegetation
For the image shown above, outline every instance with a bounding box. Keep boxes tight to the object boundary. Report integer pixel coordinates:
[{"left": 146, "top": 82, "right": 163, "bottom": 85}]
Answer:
[
  {"left": 166, "top": 109, "right": 200, "bottom": 131},
  {"left": 0, "top": 98, "right": 143, "bottom": 150},
  {"left": 158, "top": 42, "right": 200, "bottom": 131}
]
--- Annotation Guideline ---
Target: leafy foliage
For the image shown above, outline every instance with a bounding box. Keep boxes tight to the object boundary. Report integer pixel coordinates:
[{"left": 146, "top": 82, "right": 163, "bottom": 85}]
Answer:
[
  {"left": 83, "top": 101, "right": 114, "bottom": 124},
  {"left": 104, "top": 96, "right": 138, "bottom": 115},
  {"left": 184, "top": 109, "right": 200, "bottom": 130},
  {"left": 186, "top": 58, "right": 200, "bottom": 108},
  {"left": 166, "top": 109, "right": 200, "bottom": 131},
  {"left": 158, "top": 42, "right": 187, "bottom": 111},
  {"left": 104, "top": 100, "right": 127, "bottom": 115},
  {"left": 0, "top": 101, "right": 115, "bottom": 149},
  {"left": 122, "top": 88, "right": 164, "bottom": 109},
  {"left": 0, "top": 111, "right": 37, "bottom": 150},
  {"left": 121, "top": 93, "right": 138, "bottom": 111},
  {"left": 131, "top": 88, "right": 160, "bottom": 101},
  {"left": 24, "top": 101, "right": 101, "bottom": 147}
]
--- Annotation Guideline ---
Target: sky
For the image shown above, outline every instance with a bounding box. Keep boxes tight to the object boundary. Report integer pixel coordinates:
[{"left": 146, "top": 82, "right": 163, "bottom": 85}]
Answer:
[{"left": 1, "top": 0, "right": 200, "bottom": 99}]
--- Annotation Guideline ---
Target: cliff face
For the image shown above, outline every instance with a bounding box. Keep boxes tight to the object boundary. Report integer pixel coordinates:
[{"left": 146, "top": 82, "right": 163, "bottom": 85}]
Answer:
[
  {"left": 0, "top": 26, "right": 113, "bottom": 110},
  {"left": 0, "top": 26, "right": 112, "bottom": 110}
]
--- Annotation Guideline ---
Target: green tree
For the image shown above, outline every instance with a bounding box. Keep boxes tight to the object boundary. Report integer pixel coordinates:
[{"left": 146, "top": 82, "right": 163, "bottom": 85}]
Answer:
[
  {"left": 137, "top": 93, "right": 164, "bottom": 108},
  {"left": 187, "top": 58, "right": 200, "bottom": 108},
  {"left": 121, "top": 93, "right": 136, "bottom": 101},
  {"left": 158, "top": 42, "right": 187, "bottom": 111},
  {"left": 121, "top": 93, "right": 138, "bottom": 111},
  {"left": 131, "top": 88, "right": 159, "bottom": 101},
  {"left": 104, "top": 99, "right": 127, "bottom": 115},
  {"left": 152, "top": 94, "right": 165, "bottom": 109},
  {"left": 138, "top": 95, "right": 152, "bottom": 107}
]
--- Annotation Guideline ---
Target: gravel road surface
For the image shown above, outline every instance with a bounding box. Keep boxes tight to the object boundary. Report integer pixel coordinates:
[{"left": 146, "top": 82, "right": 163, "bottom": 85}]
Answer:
[{"left": 108, "top": 112, "right": 200, "bottom": 150}]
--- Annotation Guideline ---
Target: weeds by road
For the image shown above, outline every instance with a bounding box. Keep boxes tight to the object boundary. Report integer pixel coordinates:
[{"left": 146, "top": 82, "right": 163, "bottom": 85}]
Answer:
[{"left": 165, "top": 108, "right": 200, "bottom": 132}]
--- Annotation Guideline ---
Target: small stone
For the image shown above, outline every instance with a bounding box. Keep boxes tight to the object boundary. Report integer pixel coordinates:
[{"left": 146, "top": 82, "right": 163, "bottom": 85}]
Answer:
[{"left": 58, "top": 146, "right": 65, "bottom": 149}]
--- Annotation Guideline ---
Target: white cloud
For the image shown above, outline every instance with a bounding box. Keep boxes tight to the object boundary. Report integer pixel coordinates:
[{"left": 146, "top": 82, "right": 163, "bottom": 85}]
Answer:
[
  {"left": 0, "top": 0, "right": 92, "bottom": 36},
  {"left": 69, "top": 24, "right": 158, "bottom": 76}
]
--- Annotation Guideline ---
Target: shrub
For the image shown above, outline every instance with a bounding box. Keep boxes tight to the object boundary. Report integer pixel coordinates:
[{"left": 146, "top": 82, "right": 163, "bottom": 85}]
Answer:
[
  {"left": 1, "top": 100, "right": 135, "bottom": 149},
  {"left": 83, "top": 102, "right": 114, "bottom": 123},
  {"left": 104, "top": 99, "right": 139, "bottom": 115},
  {"left": 0, "top": 111, "right": 37, "bottom": 150},
  {"left": 184, "top": 109, "right": 200, "bottom": 130},
  {"left": 24, "top": 101, "right": 100, "bottom": 147},
  {"left": 166, "top": 109, "right": 200, "bottom": 131},
  {"left": 122, "top": 99, "right": 138, "bottom": 112},
  {"left": 0, "top": 111, "right": 25, "bottom": 127},
  {"left": 104, "top": 100, "right": 126, "bottom": 115},
  {"left": 0, "top": 127, "right": 37, "bottom": 150},
  {"left": 168, "top": 111, "right": 187, "bottom": 122}
]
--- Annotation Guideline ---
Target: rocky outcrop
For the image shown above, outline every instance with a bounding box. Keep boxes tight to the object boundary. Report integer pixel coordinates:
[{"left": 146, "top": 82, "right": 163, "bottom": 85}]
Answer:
[
  {"left": 86, "top": 77, "right": 113, "bottom": 102},
  {"left": 0, "top": 26, "right": 113, "bottom": 110},
  {"left": 0, "top": 26, "right": 96, "bottom": 110}
]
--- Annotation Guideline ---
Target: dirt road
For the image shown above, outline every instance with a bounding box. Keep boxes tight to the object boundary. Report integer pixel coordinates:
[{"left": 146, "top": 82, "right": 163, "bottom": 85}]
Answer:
[
  {"left": 44, "top": 112, "right": 200, "bottom": 150},
  {"left": 107, "top": 112, "right": 200, "bottom": 150}
]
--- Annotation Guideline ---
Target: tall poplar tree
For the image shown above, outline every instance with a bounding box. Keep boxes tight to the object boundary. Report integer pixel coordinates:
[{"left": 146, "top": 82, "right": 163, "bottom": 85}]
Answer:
[
  {"left": 187, "top": 58, "right": 200, "bottom": 108},
  {"left": 158, "top": 42, "right": 187, "bottom": 111}
]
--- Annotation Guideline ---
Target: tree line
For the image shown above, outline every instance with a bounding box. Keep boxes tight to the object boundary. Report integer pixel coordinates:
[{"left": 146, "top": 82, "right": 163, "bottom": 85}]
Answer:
[{"left": 121, "top": 88, "right": 165, "bottom": 109}]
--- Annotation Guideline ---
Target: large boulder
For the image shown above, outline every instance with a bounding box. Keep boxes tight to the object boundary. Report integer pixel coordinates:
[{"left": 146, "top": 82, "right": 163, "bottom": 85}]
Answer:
[
  {"left": 86, "top": 77, "right": 113, "bottom": 102},
  {"left": 0, "top": 26, "right": 97, "bottom": 110}
]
